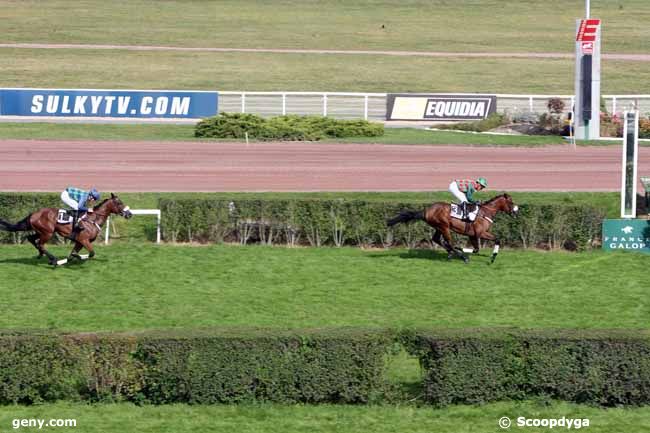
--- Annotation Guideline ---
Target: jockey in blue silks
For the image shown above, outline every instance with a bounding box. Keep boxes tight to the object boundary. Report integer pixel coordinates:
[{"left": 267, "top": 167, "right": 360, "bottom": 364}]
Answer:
[{"left": 60, "top": 187, "right": 100, "bottom": 237}]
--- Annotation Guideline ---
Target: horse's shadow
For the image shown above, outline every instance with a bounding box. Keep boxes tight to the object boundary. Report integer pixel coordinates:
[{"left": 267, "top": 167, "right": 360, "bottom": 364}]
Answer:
[
  {"left": 367, "top": 249, "right": 448, "bottom": 262},
  {"left": 368, "top": 248, "right": 487, "bottom": 262},
  {"left": 0, "top": 256, "right": 105, "bottom": 269}
]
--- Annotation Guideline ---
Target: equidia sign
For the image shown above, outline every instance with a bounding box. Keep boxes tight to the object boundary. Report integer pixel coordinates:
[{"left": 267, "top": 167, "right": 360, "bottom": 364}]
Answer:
[
  {"left": 386, "top": 94, "right": 496, "bottom": 121},
  {"left": 0, "top": 88, "right": 218, "bottom": 118}
]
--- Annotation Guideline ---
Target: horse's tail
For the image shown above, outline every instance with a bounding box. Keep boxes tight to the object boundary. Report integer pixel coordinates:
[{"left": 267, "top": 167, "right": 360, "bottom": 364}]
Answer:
[
  {"left": 0, "top": 215, "right": 32, "bottom": 232},
  {"left": 387, "top": 209, "right": 424, "bottom": 227}
]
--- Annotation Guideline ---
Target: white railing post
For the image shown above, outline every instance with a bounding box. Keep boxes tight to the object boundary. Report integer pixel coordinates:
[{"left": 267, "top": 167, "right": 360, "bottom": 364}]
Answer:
[
  {"left": 364, "top": 95, "right": 369, "bottom": 120},
  {"left": 105, "top": 218, "right": 110, "bottom": 245},
  {"left": 612, "top": 96, "right": 617, "bottom": 115},
  {"left": 323, "top": 94, "right": 328, "bottom": 116},
  {"left": 241, "top": 93, "right": 246, "bottom": 113},
  {"left": 529, "top": 96, "right": 534, "bottom": 112},
  {"left": 282, "top": 93, "right": 286, "bottom": 115}
]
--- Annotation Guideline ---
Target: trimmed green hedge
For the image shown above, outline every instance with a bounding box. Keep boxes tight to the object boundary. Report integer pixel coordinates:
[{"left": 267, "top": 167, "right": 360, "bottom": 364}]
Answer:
[
  {"left": 0, "top": 329, "right": 392, "bottom": 404},
  {"left": 403, "top": 329, "right": 650, "bottom": 406},
  {"left": 2, "top": 329, "right": 649, "bottom": 406},
  {"left": 159, "top": 197, "right": 605, "bottom": 250},
  {"left": 195, "top": 113, "right": 384, "bottom": 141},
  {"left": 0, "top": 193, "right": 606, "bottom": 249}
]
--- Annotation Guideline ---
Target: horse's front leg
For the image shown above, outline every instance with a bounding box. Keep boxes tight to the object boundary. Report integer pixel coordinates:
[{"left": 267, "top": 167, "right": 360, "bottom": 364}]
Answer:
[
  {"left": 479, "top": 231, "right": 500, "bottom": 264},
  {"left": 78, "top": 239, "right": 96, "bottom": 259},
  {"left": 68, "top": 242, "right": 85, "bottom": 260},
  {"left": 469, "top": 236, "right": 480, "bottom": 254}
]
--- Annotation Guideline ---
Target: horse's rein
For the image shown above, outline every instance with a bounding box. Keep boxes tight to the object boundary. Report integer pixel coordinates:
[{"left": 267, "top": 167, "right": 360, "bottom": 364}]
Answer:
[{"left": 477, "top": 205, "right": 497, "bottom": 224}]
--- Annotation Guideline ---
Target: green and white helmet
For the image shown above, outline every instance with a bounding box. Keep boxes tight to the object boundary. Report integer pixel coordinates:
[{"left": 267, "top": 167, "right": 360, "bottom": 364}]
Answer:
[{"left": 477, "top": 177, "right": 488, "bottom": 188}]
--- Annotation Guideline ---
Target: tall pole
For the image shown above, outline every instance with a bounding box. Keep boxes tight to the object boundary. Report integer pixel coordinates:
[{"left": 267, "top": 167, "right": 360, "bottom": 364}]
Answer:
[{"left": 586, "top": 0, "right": 590, "bottom": 18}]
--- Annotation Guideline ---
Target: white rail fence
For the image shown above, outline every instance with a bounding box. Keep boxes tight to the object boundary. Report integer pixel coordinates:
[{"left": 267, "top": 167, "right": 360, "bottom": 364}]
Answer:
[{"left": 219, "top": 92, "right": 650, "bottom": 120}]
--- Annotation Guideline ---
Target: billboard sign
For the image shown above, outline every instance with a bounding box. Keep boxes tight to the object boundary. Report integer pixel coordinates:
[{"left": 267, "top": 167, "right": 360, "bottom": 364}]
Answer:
[
  {"left": 576, "top": 19, "right": 601, "bottom": 42},
  {"left": 602, "top": 219, "right": 650, "bottom": 253},
  {"left": 387, "top": 94, "right": 496, "bottom": 121},
  {"left": 0, "top": 89, "right": 218, "bottom": 118}
]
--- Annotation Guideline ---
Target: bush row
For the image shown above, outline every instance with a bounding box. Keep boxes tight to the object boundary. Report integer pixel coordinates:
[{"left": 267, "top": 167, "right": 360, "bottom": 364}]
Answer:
[
  {"left": 0, "top": 194, "right": 605, "bottom": 249},
  {"left": 403, "top": 329, "right": 650, "bottom": 406},
  {"left": 195, "top": 113, "right": 384, "bottom": 141},
  {"left": 2, "top": 328, "right": 649, "bottom": 406},
  {"left": 159, "top": 197, "right": 605, "bottom": 250},
  {"left": 0, "top": 329, "right": 392, "bottom": 405},
  {"left": 436, "top": 113, "right": 509, "bottom": 132}
]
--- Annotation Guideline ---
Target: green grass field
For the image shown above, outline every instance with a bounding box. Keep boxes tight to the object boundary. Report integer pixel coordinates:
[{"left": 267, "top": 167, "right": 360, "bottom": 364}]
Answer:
[
  {"left": 0, "top": 244, "right": 646, "bottom": 331},
  {"left": 2, "top": 48, "right": 648, "bottom": 93},
  {"left": 2, "top": 1, "right": 650, "bottom": 93},
  {"left": 1, "top": 401, "right": 649, "bottom": 433},
  {"left": 4, "top": 0, "right": 650, "bottom": 53},
  {"left": 0, "top": 122, "right": 631, "bottom": 146}
]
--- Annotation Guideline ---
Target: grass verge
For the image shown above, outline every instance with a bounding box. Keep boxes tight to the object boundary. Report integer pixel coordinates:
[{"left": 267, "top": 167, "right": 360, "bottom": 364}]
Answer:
[
  {"left": 0, "top": 122, "right": 629, "bottom": 146},
  {"left": 1, "top": 49, "right": 649, "bottom": 94},
  {"left": 5, "top": 0, "right": 650, "bottom": 54},
  {"left": 0, "top": 401, "right": 649, "bottom": 433},
  {"left": 0, "top": 244, "right": 646, "bottom": 331}
]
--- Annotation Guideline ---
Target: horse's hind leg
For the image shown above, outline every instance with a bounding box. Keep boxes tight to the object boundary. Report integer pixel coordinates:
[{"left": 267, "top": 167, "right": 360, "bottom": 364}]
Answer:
[
  {"left": 432, "top": 230, "right": 454, "bottom": 260},
  {"left": 441, "top": 227, "right": 469, "bottom": 263},
  {"left": 26, "top": 233, "right": 45, "bottom": 258},
  {"left": 37, "top": 232, "right": 58, "bottom": 265}
]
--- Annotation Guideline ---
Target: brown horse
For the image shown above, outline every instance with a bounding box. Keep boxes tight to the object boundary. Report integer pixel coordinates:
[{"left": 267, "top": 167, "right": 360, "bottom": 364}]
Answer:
[
  {"left": 387, "top": 193, "right": 519, "bottom": 263},
  {"left": 0, "top": 194, "right": 132, "bottom": 266}
]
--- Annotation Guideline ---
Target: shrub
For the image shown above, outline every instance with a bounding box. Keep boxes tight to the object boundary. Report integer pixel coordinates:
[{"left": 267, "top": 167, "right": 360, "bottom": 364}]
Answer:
[
  {"left": 535, "top": 98, "right": 567, "bottom": 136},
  {"left": 158, "top": 197, "right": 605, "bottom": 251},
  {"left": 436, "top": 113, "right": 508, "bottom": 132},
  {"left": 0, "top": 329, "right": 393, "bottom": 404},
  {"left": 195, "top": 113, "right": 384, "bottom": 141},
  {"left": 404, "top": 329, "right": 650, "bottom": 406}
]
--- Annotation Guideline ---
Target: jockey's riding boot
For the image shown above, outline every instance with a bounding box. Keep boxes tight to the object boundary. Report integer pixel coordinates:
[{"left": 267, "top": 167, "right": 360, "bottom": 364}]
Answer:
[{"left": 76, "top": 211, "right": 85, "bottom": 232}]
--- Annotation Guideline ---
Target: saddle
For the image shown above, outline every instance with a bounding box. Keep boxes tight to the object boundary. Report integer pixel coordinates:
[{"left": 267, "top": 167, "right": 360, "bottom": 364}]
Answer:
[
  {"left": 450, "top": 203, "right": 479, "bottom": 222},
  {"left": 57, "top": 209, "right": 87, "bottom": 225},
  {"left": 57, "top": 209, "right": 74, "bottom": 224}
]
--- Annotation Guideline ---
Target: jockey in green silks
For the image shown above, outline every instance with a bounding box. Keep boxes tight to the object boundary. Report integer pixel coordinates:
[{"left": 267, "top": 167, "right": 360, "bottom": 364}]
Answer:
[{"left": 448, "top": 177, "right": 488, "bottom": 219}]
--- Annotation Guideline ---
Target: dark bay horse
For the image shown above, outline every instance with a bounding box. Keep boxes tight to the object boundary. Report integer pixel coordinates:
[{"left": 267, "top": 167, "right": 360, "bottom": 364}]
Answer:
[
  {"left": 387, "top": 193, "right": 519, "bottom": 263},
  {"left": 0, "top": 194, "right": 132, "bottom": 266}
]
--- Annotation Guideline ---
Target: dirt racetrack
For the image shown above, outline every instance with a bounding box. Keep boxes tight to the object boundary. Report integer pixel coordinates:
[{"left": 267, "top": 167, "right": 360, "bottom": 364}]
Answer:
[{"left": 0, "top": 139, "right": 647, "bottom": 192}]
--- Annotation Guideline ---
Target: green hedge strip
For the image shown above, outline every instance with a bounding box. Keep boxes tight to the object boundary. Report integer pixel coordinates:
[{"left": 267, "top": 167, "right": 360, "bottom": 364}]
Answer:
[
  {"left": 0, "top": 193, "right": 606, "bottom": 249},
  {"left": 0, "top": 329, "right": 392, "bottom": 405},
  {"left": 1, "top": 329, "right": 649, "bottom": 406},
  {"left": 194, "top": 113, "right": 384, "bottom": 141},
  {"left": 403, "top": 329, "right": 650, "bottom": 406},
  {"left": 158, "top": 197, "right": 605, "bottom": 250}
]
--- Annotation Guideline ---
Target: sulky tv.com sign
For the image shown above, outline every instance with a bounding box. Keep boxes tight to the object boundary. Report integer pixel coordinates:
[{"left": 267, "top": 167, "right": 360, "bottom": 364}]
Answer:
[
  {"left": 387, "top": 94, "right": 496, "bottom": 121},
  {"left": 0, "top": 88, "right": 218, "bottom": 119}
]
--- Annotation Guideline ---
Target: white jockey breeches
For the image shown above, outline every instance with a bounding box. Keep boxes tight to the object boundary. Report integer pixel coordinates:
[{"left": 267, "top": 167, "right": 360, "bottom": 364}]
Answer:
[
  {"left": 448, "top": 182, "right": 468, "bottom": 203},
  {"left": 61, "top": 191, "right": 79, "bottom": 210}
]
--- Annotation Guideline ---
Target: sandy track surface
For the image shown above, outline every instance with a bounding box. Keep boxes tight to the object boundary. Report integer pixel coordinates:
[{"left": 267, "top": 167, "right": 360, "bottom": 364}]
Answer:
[
  {"left": 1, "top": 43, "right": 648, "bottom": 61},
  {"left": 0, "top": 139, "right": 645, "bottom": 192}
]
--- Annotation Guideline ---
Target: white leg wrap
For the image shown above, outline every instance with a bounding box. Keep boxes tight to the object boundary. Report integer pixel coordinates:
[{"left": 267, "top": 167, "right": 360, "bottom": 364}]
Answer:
[{"left": 493, "top": 245, "right": 500, "bottom": 254}]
